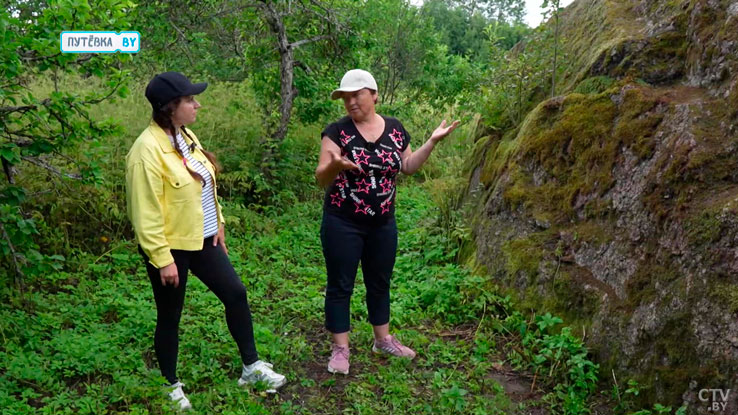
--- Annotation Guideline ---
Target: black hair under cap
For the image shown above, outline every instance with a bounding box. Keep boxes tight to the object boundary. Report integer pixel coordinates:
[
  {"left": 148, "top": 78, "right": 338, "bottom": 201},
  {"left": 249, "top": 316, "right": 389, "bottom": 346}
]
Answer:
[{"left": 145, "top": 72, "right": 207, "bottom": 110}]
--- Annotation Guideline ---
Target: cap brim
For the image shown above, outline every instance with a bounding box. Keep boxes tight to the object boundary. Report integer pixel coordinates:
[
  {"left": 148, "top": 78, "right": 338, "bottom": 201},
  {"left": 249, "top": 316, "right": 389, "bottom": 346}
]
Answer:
[
  {"left": 186, "top": 82, "right": 208, "bottom": 96},
  {"left": 330, "top": 86, "right": 363, "bottom": 100}
]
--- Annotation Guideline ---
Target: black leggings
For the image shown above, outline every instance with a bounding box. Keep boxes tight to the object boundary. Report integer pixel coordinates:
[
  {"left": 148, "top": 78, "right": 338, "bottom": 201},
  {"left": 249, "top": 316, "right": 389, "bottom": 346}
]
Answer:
[
  {"left": 140, "top": 237, "right": 258, "bottom": 384},
  {"left": 320, "top": 212, "right": 398, "bottom": 333}
]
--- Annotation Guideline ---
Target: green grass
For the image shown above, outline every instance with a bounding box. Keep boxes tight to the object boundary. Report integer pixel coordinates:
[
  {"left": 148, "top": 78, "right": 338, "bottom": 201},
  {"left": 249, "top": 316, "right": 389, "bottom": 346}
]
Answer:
[
  {"left": 0, "top": 73, "right": 603, "bottom": 412},
  {"left": 0, "top": 174, "right": 611, "bottom": 414},
  {"left": 0, "top": 181, "right": 524, "bottom": 414},
  {"left": 4, "top": 75, "right": 689, "bottom": 415}
]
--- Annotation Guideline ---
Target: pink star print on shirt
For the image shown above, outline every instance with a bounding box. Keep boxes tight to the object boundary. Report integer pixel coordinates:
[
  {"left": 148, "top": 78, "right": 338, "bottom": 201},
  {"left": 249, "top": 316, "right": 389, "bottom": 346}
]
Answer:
[
  {"left": 354, "top": 199, "right": 369, "bottom": 214},
  {"left": 380, "top": 198, "right": 392, "bottom": 214},
  {"left": 378, "top": 149, "right": 394, "bottom": 163},
  {"left": 354, "top": 149, "right": 370, "bottom": 166},
  {"left": 340, "top": 130, "right": 352, "bottom": 146},
  {"left": 355, "top": 179, "right": 371, "bottom": 194},
  {"left": 389, "top": 128, "right": 404, "bottom": 148},
  {"left": 335, "top": 173, "right": 348, "bottom": 188},
  {"left": 330, "top": 192, "right": 343, "bottom": 207},
  {"left": 379, "top": 178, "right": 393, "bottom": 193}
]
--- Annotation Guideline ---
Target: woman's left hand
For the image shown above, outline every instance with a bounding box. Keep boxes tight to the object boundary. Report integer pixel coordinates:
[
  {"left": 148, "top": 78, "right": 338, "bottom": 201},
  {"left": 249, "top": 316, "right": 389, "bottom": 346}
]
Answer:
[
  {"left": 430, "top": 119, "right": 461, "bottom": 144},
  {"left": 213, "top": 225, "right": 228, "bottom": 255}
]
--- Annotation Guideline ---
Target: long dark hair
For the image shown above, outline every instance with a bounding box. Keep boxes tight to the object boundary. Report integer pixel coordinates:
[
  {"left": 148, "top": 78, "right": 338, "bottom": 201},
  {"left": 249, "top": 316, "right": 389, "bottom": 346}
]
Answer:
[{"left": 152, "top": 97, "right": 221, "bottom": 179}]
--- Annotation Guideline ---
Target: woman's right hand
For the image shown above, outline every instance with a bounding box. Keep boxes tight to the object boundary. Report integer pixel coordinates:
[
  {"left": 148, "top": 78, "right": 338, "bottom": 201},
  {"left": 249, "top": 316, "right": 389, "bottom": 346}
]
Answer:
[
  {"left": 160, "top": 263, "right": 179, "bottom": 288},
  {"left": 329, "top": 151, "right": 359, "bottom": 172},
  {"left": 316, "top": 136, "right": 359, "bottom": 188}
]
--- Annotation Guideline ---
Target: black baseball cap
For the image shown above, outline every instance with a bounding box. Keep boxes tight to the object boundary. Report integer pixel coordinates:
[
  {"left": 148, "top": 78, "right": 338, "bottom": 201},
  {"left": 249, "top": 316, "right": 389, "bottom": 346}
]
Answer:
[{"left": 145, "top": 72, "right": 207, "bottom": 110}]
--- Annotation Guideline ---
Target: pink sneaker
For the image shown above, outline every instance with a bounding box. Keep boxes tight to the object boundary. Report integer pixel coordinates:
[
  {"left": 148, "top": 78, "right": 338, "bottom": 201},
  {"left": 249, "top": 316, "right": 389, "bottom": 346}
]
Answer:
[
  {"left": 327, "top": 344, "right": 350, "bottom": 375},
  {"left": 372, "top": 335, "right": 416, "bottom": 359}
]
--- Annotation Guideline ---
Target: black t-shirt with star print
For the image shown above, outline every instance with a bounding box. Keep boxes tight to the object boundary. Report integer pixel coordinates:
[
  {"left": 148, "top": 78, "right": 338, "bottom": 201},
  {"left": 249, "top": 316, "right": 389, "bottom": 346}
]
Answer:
[{"left": 321, "top": 115, "right": 411, "bottom": 224}]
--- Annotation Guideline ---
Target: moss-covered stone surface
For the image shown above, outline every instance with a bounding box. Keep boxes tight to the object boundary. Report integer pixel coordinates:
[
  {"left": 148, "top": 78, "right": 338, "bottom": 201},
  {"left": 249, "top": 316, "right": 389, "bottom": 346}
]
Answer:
[{"left": 462, "top": 0, "right": 738, "bottom": 413}]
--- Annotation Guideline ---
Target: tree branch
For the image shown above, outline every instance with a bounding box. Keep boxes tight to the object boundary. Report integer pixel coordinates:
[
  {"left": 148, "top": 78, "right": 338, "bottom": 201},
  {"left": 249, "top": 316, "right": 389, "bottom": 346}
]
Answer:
[
  {"left": 21, "top": 156, "right": 83, "bottom": 180},
  {"left": 299, "top": 0, "right": 351, "bottom": 32},
  {"left": 168, "top": 18, "right": 195, "bottom": 66},
  {"left": 19, "top": 51, "right": 62, "bottom": 62},
  {"left": 2, "top": 134, "right": 34, "bottom": 147},
  {"left": 19, "top": 51, "right": 93, "bottom": 66},
  {"left": 0, "top": 221, "right": 26, "bottom": 294},
  {"left": 212, "top": 3, "right": 258, "bottom": 18},
  {"left": 0, "top": 99, "right": 51, "bottom": 116},
  {"left": 79, "top": 78, "right": 123, "bottom": 106},
  {"left": 0, "top": 74, "right": 122, "bottom": 118},
  {"left": 290, "top": 34, "right": 330, "bottom": 49},
  {"left": 2, "top": 158, "right": 16, "bottom": 184},
  {"left": 71, "top": 54, "right": 94, "bottom": 65}
]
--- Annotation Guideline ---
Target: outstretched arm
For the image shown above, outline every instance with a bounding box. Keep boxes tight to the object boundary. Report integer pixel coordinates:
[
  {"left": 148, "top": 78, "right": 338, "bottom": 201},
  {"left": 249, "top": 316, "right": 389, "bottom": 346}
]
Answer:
[{"left": 400, "top": 119, "right": 460, "bottom": 175}]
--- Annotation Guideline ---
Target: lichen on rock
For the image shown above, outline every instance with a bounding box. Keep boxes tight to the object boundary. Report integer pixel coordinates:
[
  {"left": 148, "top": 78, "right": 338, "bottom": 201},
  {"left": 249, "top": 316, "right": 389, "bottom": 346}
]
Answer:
[{"left": 462, "top": 0, "right": 738, "bottom": 412}]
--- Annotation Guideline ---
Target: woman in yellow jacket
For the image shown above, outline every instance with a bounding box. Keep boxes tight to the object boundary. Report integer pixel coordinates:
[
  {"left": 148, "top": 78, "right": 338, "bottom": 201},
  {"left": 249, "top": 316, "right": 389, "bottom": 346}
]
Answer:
[{"left": 126, "top": 72, "right": 285, "bottom": 410}]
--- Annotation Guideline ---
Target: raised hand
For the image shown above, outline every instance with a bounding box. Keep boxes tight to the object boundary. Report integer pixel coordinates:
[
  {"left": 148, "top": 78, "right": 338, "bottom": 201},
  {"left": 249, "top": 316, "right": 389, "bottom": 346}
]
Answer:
[
  {"left": 330, "top": 151, "right": 360, "bottom": 172},
  {"left": 429, "top": 119, "right": 461, "bottom": 144}
]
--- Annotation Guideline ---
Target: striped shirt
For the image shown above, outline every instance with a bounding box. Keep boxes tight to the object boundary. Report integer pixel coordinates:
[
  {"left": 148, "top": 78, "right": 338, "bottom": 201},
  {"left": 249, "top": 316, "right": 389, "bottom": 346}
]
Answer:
[{"left": 170, "top": 132, "right": 219, "bottom": 238}]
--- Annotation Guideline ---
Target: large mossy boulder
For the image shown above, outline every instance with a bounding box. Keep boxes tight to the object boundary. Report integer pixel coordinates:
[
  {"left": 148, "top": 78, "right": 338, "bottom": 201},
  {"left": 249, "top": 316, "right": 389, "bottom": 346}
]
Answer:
[{"left": 464, "top": 0, "right": 738, "bottom": 412}]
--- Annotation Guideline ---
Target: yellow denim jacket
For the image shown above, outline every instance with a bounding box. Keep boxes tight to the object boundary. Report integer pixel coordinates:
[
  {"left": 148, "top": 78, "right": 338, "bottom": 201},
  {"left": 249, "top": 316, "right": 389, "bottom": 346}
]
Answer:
[{"left": 126, "top": 121, "right": 225, "bottom": 268}]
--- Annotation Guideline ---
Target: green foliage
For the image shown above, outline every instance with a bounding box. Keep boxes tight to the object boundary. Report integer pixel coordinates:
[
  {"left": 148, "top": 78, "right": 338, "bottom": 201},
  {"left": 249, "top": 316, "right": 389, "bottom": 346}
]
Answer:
[
  {"left": 0, "top": 182, "right": 511, "bottom": 414},
  {"left": 479, "top": 0, "right": 572, "bottom": 130},
  {"left": 1, "top": 2, "right": 664, "bottom": 414},
  {"left": 131, "top": 0, "right": 529, "bottom": 131},
  {"left": 1, "top": 1, "right": 133, "bottom": 288},
  {"left": 481, "top": 26, "right": 557, "bottom": 128},
  {"left": 0, "top": 114, "right": 600, "bottom": 413},
  {"left": 500, "top": 309, "right": 600, "bottom": 415},
  {"left": 421, "top": 0, "right": 529, "bottom": 60},
  {"left": 610, "top": 379, "right": 688, "bottom": 415}
]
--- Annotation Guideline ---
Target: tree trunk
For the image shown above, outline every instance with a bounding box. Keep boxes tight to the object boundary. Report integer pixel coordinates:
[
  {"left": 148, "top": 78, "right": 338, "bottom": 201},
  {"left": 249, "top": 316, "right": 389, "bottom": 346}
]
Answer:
[
  {"left": 551, "top": 2, "right": 560, "bottom": 99},
  {"left": 257, "top": 0, "right": 297, "bottom": 174},
  {"left": 274, "top": 45, "right": 296, "bottom": 143},
  {"left": 255, "top": 0, "right": 335, "bottom": 174},
  {"left": 2, "top": 158, "right": 16, "bottom": 184}
]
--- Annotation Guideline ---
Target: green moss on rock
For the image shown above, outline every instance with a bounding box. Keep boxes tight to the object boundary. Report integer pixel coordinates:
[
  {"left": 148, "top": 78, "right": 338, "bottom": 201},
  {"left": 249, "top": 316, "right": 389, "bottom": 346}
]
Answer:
[
  {"left": 625, "top": 262, "right": 679, "bottom": 309},
  {"left": 574, "top": 76, "right": 616, "bottom": 95},
  {"left": 686, "top": 210, "right": 724, "bottom": 246},
  {"left": 501, "top": 232, "right": 549, "bottom": 280},
  {"left": 549, "top": 269, "right": 602, "bottom": 320},
  {"left": 482, "top": 84, "right": 665, "bottom": 223},
  {"left": 710, "top": 282, "right": 738, "bottom": 314}
]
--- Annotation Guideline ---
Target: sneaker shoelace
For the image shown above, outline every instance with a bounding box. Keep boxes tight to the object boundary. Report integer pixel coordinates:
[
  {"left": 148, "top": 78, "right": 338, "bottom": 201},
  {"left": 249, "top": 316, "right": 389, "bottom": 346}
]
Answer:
[
  {"left": 257, "top": 361, "right": 284, "bottom": 383},
  {"left": 388, "top": 336, "right": 404, "bottom": 353},
  {"left": 169, "top": 382, "right": 186, "bottom": 398},
  {"left": 332, "top": 345, "right": 349, "bottom": 359}
]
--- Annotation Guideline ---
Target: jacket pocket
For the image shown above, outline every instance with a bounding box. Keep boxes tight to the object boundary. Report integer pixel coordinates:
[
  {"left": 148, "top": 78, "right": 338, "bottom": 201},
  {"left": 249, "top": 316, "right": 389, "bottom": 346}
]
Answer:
[
  {"left": 164, "top": 172, "right": 197, "bottom": 204},
  {"left": 165, "top": 172, "right": 194, "bottom": 188},
  {"left": 163, "top": 198, "right": 197, "bottom": 240}
]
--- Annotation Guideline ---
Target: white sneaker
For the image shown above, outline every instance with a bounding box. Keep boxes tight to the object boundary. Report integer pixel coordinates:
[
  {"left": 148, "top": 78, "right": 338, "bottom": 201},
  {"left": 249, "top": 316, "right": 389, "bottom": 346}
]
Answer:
[
  {"left": 238, "top": 360, "right": 286, "bottom": 393},
  {"left": 167, "top": 381, "right": 192, "bottom": 411}
]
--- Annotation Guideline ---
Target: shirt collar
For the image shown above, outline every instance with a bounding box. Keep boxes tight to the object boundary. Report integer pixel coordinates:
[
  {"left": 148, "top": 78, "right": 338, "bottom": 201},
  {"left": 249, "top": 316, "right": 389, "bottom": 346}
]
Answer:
[{"left": 149, "top": 121, "right": 193, "bottom": 153}]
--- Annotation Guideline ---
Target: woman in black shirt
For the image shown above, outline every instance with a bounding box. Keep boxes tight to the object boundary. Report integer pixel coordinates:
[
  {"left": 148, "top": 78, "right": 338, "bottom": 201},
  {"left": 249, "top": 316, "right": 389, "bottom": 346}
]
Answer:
[{"left": 315, "top": 69, "right": 459, "bottom": 375}]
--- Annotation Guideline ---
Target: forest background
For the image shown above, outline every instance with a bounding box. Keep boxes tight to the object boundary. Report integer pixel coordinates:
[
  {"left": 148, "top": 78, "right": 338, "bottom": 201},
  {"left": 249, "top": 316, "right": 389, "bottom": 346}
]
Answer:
[{"left": 0, "top": 0, "right": 681, "bottom": 414}]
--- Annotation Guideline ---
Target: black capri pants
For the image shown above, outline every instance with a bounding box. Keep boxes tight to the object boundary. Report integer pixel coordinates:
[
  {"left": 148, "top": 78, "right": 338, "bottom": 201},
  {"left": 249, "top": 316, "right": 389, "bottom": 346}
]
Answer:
[
  {"left": 140, "top": 236, "right": 258, "bottom": 384},
  {"left": 320, "top": 211, "right": 398, "bottom": 333}
]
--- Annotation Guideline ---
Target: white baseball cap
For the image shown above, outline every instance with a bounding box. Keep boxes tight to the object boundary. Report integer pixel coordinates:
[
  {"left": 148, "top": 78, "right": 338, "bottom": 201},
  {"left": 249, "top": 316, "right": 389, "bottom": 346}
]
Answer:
[{"left": 330, "top": 69, "right": 378, "bottom": 100}]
